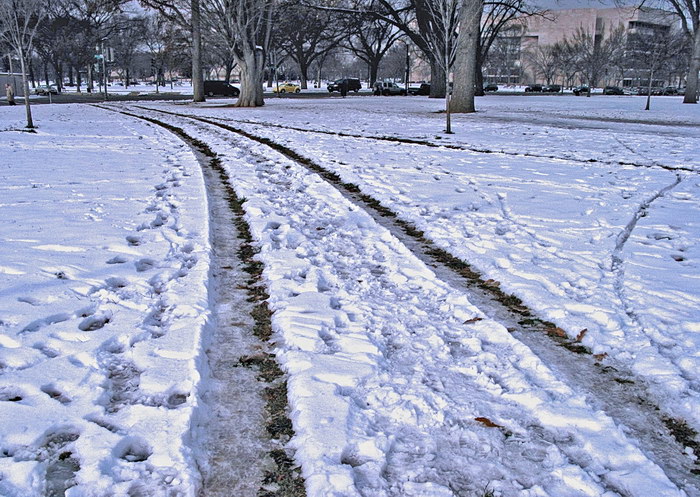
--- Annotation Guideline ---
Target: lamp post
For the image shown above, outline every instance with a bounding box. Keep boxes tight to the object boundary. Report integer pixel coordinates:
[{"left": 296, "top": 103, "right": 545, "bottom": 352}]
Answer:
[{"left": 404, "top": 40, "right": 410, "bottom": 96}]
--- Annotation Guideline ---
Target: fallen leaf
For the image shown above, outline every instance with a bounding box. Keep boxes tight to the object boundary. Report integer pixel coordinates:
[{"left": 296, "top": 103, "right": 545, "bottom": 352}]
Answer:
[
  {"left": 575, "top": 329, "right": 588, "bottom": 342},
  {"left": 546, "top": 326, "right": 567, "bottom": 338},
  {"left": 593, "top": 353, "right": 608, "bottom": 361},
  {"left": 475, "top": 417, "right": 503, "bottom": 428},
  {"left": 483, "top": 279, "right": 501, "bottom": 288},
  {"left": 463, "top": 317, "right": 483, "bottom": 324}
]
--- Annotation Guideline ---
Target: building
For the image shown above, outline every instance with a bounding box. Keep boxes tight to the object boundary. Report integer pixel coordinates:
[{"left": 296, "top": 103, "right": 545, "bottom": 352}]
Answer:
[{"left": 483, "top": 7, "right": 680, "bottom": 87}]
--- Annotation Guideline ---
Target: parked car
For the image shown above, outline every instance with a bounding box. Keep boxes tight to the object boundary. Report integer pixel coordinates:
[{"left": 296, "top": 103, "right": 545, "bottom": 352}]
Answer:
[
  {"left": 663, "top": 86, "right": 679, "bottom": 95},
  {"left": 603, "top": 85, "right": 624, "bottom": 95},
  {"left": 542, "top": 84, "right": 561, "bottom": 93},
  {"left": 327, "top": 78, "right": 361, "bottom": 93},
  {"left": 372, "top": 81, "right": 406, "bottom": 96},
  {"left": 273, "top": 82, "right": 301, "bottom": 93},
  {"left": 408, "top": 83, "right": 431, "bottom": 95},
  {"left": 483, "top": 83, "right": 498, "bottom": 92},
  {"left": 524, "top": 84, "right": 543, "bottom": 92},
  {"left": 34, "top": 85, "right": 59, "bottom": 95},
  {"left": 572, "top": 85, "right": 590, "bottom": 96},
  {"left": 203, "top": 80, "right": 240, "bottom": 97},
  {"left": 639, "top": 87, "right": 665, "bottom": 96}
]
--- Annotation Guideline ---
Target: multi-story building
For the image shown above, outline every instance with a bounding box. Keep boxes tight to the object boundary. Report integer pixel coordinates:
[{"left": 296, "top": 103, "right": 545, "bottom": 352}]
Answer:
[{"left": 483, "top": 6, "right": 680, "bottom": 87}]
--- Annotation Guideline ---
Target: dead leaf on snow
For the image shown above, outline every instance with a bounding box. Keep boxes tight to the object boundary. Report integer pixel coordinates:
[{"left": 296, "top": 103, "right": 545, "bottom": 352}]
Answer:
[
  {"left": 593, "top": 353, "right": 608, "bottom": 362},
  {"left": 546, "top": 326, "right": 567, "bottom": 338},
  {"left": 475, "top": 417, "right": 503, "bottom": 428},
  {"left": 464, "top": 317, "right": 483, "bottom": 324},
  {"left": 576, "top": 329, "right": 588, "bottom": 342}
]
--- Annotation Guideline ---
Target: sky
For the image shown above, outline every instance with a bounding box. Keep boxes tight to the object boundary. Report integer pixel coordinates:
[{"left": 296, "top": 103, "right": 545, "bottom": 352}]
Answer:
[{"left": 538, "top": 0, "right": 629, "bottom": 9}]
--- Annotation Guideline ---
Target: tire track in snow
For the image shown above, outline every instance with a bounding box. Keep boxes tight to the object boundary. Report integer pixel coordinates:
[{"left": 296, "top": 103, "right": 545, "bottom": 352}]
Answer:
[
  {"left": 189, "top": 115, "right": 699, "bottom": 174},
  {"left": 129, "top": 105, "right": 699, "bottom": 496},
  {"left": 611, "top": 173, "right": 683, "bottom": 325},
  {"left": 95, "top": 104, "right": 306, "bottom": 497}
]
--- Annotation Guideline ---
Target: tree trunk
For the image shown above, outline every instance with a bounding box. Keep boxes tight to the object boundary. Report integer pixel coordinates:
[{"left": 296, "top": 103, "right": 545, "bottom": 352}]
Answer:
[
  {"left": 56, "top": 62, "right": 63, "bottom": 93},
  {"left": 225, "top": 60, "right": 234, "bottom": 83},
  {"left": 645, "top": 69, "right": 654, "bottom": 111},
  {"left": 683, "top": 26, "right": 700, "bottom": 104},
  {"left": 299, "top": 60, "right": 309, "bottom": 89},
  {"left": 450, "top": 0, "right": 482, "bottom": 113},
  {"left": 29, "top": 59, "right": 36, "bottom": 87},
  {"left": 475, "top": 63, "right": 484, "bottom": 96},
  {"left": 18, "top": 49, "right": 34, "bottom": 128},
  {"left": 430, "top": 58, "right": 446, "bottom": 98},
  {"left": 235, "top": 47, "right": 264, "bottom": 107},
  {"left": 191, "top": 0, "right": 205, "bottom": 102},
  {"left": 369, "top": 57, "right": 380, "bottom": 87}
]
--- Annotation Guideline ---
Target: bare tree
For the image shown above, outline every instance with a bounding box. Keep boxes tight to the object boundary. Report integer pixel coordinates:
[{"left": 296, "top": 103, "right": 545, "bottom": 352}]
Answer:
[
  {"left": 563, "top": 24, "right": 626, "bottom": 96},
  {"left": 649, "top": 0, "right": 700, "bottom": 102},
  {"left": 628, "top": 26, "right": 688, "bottom": 108},
  {"left": 140, "top": 0, "right": 205, "bottom": 102},
  {"left": 274, "top": 2, "right": 348, "bottom": 89},
  {"left": 306, "top": 0, "right": 453, "bottom": 97},
  {"left": 524, "top": 44, "right": 557, "bottom": 84},
  {"left": 552, "top": 39, "right": 578, "bottom": 88},
  {"left": 226, "top": 0, "right": 274, "bottom": 106},
  {"left": 424, "top": 0, "right": 462, "bottom": 129},
  {"left": 476, "top": 1, "right": 544, "bottom": 94},
  {"left": 0, "top": 0, "right": 46, "bottom": 127},
  {"left": 110, "top": 14, "right": 146, "bottom": 88},
  {"left": 344, "top": 7, "right": 403, "bottom": 87}
]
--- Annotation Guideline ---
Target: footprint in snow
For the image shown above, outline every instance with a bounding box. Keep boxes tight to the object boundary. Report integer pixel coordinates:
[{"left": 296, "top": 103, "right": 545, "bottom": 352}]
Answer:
[
  {"left": 40, "top": 384, "right": 72, "bottom": 404},
  {"left": 114, "top": 436, "right": 152, "bottom": 462},
  {"left": 126, "top": 235, "right": 142, "bottom": 246},
  {"left": 105, "top": 277, "right": 129, "bottom": 290},
  {"left": 135, "top": 258, "right": 157, "bottom": 272},
  {"left": 78, "top": 310, "right": 112, "bottom": 331},
  {"left": 0, "top": 386, "right": 24, "bottom": 402},
  {"left": 106, "top": 255, "right": 129, "bottom": 264}
]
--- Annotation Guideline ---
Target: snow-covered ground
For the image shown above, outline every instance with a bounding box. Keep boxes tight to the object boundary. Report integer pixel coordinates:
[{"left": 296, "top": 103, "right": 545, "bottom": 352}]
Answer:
[
  {"left": 0, "top": 105, "right": 210, "bottom": 495},
  {"left": 1, "top": 94, "right": 698, "bottom": 496},
  {"left": 163, "top": 94, "right": 700, "bottom": 428}
]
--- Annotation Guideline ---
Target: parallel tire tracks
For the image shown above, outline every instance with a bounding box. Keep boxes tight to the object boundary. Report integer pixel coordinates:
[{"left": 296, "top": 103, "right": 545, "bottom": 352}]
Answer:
[
  {"left": 123, "top": 104, "right": 700, "bottom": 495},
  {"left": 193, "top": 115, "right": 698, "bottom": 174}
]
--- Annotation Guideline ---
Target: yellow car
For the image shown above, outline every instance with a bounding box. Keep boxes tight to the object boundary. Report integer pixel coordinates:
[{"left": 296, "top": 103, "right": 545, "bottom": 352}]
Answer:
[{"left": 273, "top": 82, "right": 301, "bottom": 94}]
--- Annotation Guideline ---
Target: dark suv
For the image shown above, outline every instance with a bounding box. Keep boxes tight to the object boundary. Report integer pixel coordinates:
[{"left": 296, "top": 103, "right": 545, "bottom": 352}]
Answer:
[
  {"left": 484, "top": 83, "right": 498, "bottom": 92},
  {"left": 408, "top": 83, "right": 431, "bottom": 95},
  {"left": 524, "top": 84, "right": 543, "bottom": 92},
  {"left": 603, "top": 86, "right": 624, "bottom": 95},
  {"left": 328, "top": 78, "right": 362, "bottom": 93},
  {"left": 203, "top": 80, "right": 240, "bottom": 97}
]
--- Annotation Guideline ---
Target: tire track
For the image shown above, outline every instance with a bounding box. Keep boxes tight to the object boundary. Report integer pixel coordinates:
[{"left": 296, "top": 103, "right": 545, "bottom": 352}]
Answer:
[
  {"left": 184, "top": 114, "right": 699, "bottom": 174},
  {"left": 94, "top": 104, "right": 306, "bottom": 497},
  {"left": 125, "top": 104, "right": 700, "bottom": 495}
]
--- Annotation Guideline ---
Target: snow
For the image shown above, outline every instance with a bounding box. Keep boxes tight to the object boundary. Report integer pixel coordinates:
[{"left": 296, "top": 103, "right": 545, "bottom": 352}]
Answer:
[
  {"left": 162, "top": 94, "right": 700, "bottom": 431},
  {"left": 1, "top": 93, "right": 698, "bottom": 496},
  {"left": 0, "top": 105, "right": 210, "bottom": 495}
]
